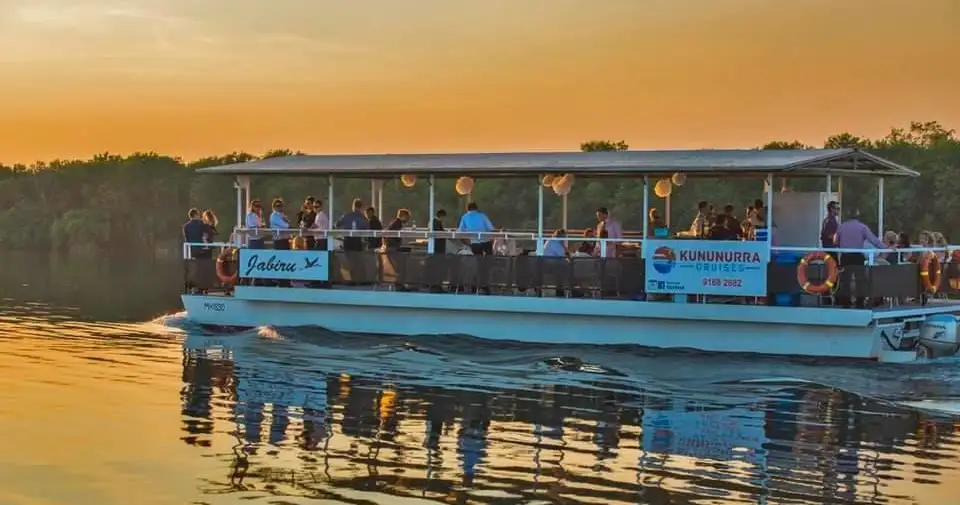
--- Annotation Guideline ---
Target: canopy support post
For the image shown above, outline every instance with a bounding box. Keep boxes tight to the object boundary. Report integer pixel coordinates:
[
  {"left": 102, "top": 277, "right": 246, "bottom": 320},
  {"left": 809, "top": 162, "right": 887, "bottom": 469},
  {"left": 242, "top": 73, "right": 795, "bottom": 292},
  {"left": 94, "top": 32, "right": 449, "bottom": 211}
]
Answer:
[
  {"left": 427, "top": 175, "right": 436, "bottom": 254},
  {"left": 766, "top": 174, "right": 774, "bottom": 244},
  {"left": 642, "top": 176, "right": 650, "bottom": 258},
  {"left": 665, "top": 194, "right": 671, "bottom": 228},
  {"left": 536, "top": 176, "right": 544, "bottom": 256},
  {"left": 877, "top": 177, "right": 885, "bottom": 236},
  {"left": 562, "top": 194, "right": 568, "bottom": 230},
  {"left": 327, "top": 176, "right": 335, "bottom": 251}
]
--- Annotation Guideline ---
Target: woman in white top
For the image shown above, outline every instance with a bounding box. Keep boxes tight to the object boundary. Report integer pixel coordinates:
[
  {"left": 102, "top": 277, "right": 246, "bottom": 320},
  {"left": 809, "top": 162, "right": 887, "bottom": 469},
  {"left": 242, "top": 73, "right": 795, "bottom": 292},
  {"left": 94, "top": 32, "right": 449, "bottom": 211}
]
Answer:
[
  {"left": 313, "top": 199, "right": 330, "bottom": 250},
  {"left": 245, "top": 199, "right": 264, "bottom": 247}
]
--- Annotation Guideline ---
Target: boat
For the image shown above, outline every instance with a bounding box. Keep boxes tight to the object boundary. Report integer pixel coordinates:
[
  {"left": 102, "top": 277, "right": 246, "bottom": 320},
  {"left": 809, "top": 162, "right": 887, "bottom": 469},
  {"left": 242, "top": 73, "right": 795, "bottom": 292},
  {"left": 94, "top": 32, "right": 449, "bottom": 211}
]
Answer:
[{"left": 180, "top": 148, "right": 960, "bottom": 363}]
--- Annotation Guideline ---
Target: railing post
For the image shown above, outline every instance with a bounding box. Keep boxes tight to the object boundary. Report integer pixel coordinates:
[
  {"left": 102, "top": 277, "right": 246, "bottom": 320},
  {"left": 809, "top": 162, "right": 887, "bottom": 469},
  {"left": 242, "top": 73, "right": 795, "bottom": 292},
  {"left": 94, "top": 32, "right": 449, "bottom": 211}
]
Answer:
[
  {"left": 642, "top": 175, "right": 649, "bottom": 259},
  {"left": 327, "top": 175, "right": 335, "bottom": 251},
  {"left": 536, "top": 175, "right": 544, "bottom": 256},
  {"left": 427, "top": 175, "right": 435, "bottom": 254},
  {"left": 878, "top": 177, "right": 885, "bottom": 237}
]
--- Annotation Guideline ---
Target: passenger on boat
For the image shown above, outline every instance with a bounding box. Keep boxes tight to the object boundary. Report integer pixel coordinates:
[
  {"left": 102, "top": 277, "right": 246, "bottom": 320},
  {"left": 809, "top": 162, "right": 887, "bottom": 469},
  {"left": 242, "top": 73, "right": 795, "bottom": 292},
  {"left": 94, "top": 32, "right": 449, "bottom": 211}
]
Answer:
[
  {"left": 432, "top": 209, "right": 447, "bottom": 255},
  {"left": 202, "top": 209, "right": 218, "bottom": 237},
  {"left": 835, "top": 208, "right": 883, "bottom": 308},
  {"left": 741, "top": 206, "right": 755, "bottom": 239},
  {"left": 269, "top": 198, "right": 291, "bottom": 249},
  {"left": 708, "top": 214, "right": 737, "bottom": 240},
  {"left": 592, "top": 227, "right": 610, "bottom": 258},
  {"left": 336, "top": 198, "right": 369, "bottom": 252},
  {"left": 896, "top": 232, "right": 912, "bottom": 263},
  {"left": 245, "top": 199, "right": 264, "bottom": 248},
  {"left": 723, "top": 205, "right": 741, "bottom": 238},
  {"left": 365, "top": 207, "right": 383, "bottom": 250},
  {"left": 577, "top": 229, "right": 595, "bottom": 255},
  {"left": 313, "top": 199, "right": 329, "bottom": 250},
  {"left": 821, "top": 200, "right": 839, "bottom": 249},
  {"left": 383, "top": 208, "right": 411, "bottom": 250},
  {"left": 933, "top": 232, "right": 948, "bottom": 263},
  {"left": 877, "top": 231, "right": 899, "bottom": 264},
  {"left": 296, "top": 197, "right": 317, "bottom": 249},
  {"left": 543, "top": 229, "right": 568, "bottom": 257},
  {"left": 543, "top": 229, "right": 568, "bottom": 297},
  {"left": 595, "top": 207, "right": 622, "bottom": 256},
  {"left": 200, "top": 209, "right": 219, "bottom": 255},
  {"left": 683, "top": 201, "right": 709, "bottom": 238},
  {"left": 458, "top": 201, "right": 495, "bottom": 255},
  {"left": 648, "top": 208, "right": 665, "bottom": 237},
  {"left": 183, "top": 208, "right": 216, "bottom": 259},
  {"left": 458, "top": 202, "right": 495, "bottom": 294}
]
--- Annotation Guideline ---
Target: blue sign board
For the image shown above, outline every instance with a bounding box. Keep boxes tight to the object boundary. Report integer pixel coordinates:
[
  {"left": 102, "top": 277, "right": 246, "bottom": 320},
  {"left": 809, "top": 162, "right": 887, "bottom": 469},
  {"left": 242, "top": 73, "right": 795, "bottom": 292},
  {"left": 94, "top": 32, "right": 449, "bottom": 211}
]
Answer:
[
  {"left": 238, "top": 249, "right": 330, "bottom": 281},
  {"left": 644, "top": 239, "right": 769, "bottom": 296}
]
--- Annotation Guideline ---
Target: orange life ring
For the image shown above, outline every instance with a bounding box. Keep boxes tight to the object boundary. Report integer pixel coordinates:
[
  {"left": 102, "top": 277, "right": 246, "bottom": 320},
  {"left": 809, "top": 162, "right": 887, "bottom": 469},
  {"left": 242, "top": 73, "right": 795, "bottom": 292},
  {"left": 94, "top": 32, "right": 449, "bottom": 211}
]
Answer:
[
  {"left": 797, "top": 251, "right": 839, "bottom": 295},
  {"left": 216, "top": 247, "right": 239, "bottom": 285},
  {"left": 920, "top": 252, "right": 942, "bottom": 294}
]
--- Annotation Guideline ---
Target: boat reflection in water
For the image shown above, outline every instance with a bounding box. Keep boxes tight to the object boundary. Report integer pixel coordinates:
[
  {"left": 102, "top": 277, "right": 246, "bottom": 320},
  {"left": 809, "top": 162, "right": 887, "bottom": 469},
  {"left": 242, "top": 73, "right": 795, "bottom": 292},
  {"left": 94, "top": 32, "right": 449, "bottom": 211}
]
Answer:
[{"left": 179, "top": 332, "right": 959, "bottom": 504}]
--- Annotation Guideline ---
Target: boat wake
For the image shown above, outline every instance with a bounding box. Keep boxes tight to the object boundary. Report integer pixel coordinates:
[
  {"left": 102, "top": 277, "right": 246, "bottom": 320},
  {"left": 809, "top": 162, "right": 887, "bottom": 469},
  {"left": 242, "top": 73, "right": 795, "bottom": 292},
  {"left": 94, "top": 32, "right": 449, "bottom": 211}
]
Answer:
[{"left": 157, "top": 316, "right": 960, "bottom": 418}]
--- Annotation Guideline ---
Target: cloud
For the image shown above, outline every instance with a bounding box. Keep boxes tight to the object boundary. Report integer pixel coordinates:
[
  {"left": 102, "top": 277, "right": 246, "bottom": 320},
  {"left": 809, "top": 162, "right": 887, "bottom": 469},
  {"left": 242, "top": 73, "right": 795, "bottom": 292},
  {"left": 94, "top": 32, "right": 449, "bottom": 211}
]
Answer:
[{"left": 0, "top": 0, "right": 358, "bottom": 74}]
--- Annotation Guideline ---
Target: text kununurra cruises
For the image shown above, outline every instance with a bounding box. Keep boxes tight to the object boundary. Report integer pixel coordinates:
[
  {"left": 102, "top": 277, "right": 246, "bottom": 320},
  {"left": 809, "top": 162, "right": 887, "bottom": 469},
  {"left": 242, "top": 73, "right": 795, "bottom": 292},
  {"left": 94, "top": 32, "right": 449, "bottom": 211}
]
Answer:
[{"left": 181, "top": 148, "right": 960, "bottom": 363}]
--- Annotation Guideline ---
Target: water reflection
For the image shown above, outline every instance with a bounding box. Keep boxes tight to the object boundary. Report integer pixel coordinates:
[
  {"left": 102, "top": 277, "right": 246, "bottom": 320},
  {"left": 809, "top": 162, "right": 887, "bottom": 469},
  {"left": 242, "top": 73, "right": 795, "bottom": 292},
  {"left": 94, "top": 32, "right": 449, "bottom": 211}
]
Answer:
[{"left": 180, "top": 332, "right": 960, "bottom": 504}]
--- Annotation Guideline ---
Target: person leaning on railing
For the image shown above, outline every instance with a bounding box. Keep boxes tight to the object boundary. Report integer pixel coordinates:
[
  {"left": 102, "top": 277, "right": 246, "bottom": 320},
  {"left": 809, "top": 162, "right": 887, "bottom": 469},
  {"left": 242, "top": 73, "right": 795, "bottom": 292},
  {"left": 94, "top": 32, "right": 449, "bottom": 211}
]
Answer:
[
  {"left": 835, "top": 208, "right": 883, "bottom": 308},
  {"left": 458, "top": 201, "right": 495, "bottom": 255},
  {"left": 269, "top": 198, "right": 291, "bottom": 250},
  {"left": 246, "top": 199, "right": 264, "bottom": 248}
]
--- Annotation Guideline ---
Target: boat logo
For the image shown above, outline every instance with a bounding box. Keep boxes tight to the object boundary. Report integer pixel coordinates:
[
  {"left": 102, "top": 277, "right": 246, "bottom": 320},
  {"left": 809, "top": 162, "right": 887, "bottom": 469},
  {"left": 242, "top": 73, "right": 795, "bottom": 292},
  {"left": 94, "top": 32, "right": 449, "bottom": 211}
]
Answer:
[
  {"left": 244, "top": 253, "right": 323, "bottom": 277},
  {"left": 652, "top": 246, "right": 676, "bottom": 274}
]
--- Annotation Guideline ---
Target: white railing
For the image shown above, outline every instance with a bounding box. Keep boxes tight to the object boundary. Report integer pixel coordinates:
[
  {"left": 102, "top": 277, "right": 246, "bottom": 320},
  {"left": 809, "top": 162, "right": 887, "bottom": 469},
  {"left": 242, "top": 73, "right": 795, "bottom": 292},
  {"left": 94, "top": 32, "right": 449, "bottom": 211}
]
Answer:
[
  {"left": 182, "top": 241, "right": 237, "bottom": 260},
  {"left": 772, "top": 245, "right": 955, "bottom": 265}
]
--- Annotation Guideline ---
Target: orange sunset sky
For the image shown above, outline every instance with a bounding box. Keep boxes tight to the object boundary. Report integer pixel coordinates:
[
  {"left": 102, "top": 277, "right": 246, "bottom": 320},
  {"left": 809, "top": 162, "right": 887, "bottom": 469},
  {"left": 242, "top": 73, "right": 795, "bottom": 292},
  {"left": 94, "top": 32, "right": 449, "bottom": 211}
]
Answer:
[{"left": 0, "top": 0, "right": 957, "bottom": 164}]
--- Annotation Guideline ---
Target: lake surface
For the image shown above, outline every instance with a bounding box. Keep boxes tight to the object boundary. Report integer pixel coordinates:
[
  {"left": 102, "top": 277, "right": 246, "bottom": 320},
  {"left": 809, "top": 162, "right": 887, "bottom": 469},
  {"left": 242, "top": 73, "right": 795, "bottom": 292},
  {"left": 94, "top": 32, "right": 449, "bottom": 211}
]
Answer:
[{"left": 1, "top": 254, "right": 959, "bottom": 505}]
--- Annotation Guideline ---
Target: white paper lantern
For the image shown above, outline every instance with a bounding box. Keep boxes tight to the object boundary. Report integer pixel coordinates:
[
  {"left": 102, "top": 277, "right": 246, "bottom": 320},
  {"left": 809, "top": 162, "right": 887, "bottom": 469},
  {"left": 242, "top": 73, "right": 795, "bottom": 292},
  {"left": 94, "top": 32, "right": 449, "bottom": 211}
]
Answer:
[
  {"left": 671, "top": 172, "right": 686, "bottom": 186},
  {"left": 400, "top": 174, "right": 417, "bottom": 187},
  {"left": 455, "top": 176, "right": 474, "bottom": 196},
  {"left": 552, "top": 174, "right": 574, "bottom": 196},
  {"left": 654, "top": 178, "right": 672, "bottom": 198}
]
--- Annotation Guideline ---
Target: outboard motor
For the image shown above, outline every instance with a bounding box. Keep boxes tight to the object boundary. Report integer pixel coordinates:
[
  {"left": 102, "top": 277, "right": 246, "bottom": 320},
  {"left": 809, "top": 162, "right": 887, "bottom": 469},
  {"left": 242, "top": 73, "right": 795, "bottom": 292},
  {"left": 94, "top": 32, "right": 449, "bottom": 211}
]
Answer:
[{"left": 918, "top": 314, "right": 960, "bottom": 358}]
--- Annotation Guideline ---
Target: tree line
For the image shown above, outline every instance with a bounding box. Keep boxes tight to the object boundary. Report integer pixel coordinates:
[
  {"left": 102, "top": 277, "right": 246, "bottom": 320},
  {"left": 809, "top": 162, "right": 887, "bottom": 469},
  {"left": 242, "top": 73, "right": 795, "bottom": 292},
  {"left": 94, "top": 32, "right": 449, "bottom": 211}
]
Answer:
[{"left": 0, "top": 121, "right": 956, "bottom": 256}]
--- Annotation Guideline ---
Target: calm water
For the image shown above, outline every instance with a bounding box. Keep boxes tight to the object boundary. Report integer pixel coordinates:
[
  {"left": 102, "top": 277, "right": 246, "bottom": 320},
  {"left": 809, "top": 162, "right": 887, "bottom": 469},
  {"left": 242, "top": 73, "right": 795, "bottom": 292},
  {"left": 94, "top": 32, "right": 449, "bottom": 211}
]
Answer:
[{"left": 1, "top": 254, "right": 960, "bottom": 505}]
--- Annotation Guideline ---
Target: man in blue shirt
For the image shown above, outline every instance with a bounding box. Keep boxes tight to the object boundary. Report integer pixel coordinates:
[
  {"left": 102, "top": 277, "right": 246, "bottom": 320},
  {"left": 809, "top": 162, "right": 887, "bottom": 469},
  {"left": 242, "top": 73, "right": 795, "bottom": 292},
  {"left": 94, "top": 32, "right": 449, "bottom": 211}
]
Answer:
[
  {"left": 458, "top": 202, "right": 495, "bottom": 255},
  {"left": 458, "top": 202, "right": 495, "bottom": 294},
  {"left": 336, "top": 198, "right": 369, "bottom": 252}
]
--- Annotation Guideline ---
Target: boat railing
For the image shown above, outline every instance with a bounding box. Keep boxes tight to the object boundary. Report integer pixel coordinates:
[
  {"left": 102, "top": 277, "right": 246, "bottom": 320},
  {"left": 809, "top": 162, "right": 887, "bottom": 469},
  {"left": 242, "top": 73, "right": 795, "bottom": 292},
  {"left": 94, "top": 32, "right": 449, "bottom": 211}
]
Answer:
[
  {"left": 772, "top": 245, "right": 954, "bottom": 265},
  {"left": 182, "top": 247, "right": 960, "bottom": 305},
  {"left": 229, "top": 227, "right": 637, "bottom": 256},
  {"left": 182, "top": 241, "right": 238, "bottom": 260}
]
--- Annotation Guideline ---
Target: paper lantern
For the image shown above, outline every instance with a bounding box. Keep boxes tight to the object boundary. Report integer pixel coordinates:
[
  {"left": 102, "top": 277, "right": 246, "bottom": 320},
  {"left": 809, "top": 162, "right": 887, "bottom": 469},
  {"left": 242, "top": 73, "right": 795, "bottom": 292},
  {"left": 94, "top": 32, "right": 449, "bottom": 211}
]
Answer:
[
  {"left": 400, "top": 174, "right": 417, "bottom": 187},
  {"left": 542, "top": 174, "right": 556, "bottom": 187},
  {"left": 552, "top": 174, "right": 574, "bottom": 196},
  {"left": 455, "top": 176, "right": 474, "bottom": 196},
  {"left": 654, "top": 178, "right": 672, "bottom": 198},
  {"left": 671, "top": 172, "right": 686, "bottom": 186}
]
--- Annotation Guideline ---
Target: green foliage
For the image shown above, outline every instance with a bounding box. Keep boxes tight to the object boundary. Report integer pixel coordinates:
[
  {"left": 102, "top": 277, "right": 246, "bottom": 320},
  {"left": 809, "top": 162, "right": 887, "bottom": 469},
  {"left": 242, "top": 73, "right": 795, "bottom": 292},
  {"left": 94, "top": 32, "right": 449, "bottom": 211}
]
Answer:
[
  {"left": 580, "top": 140, "right": 629, "bottom": 152},
  {"left": 0, "top": 122, "right": 956, "bottom": 255}
]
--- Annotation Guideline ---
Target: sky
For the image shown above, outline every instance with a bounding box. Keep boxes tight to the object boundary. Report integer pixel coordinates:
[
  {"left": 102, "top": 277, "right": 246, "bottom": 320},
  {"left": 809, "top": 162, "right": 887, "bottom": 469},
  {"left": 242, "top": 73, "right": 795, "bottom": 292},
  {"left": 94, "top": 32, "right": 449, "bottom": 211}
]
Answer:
[{"left": 0, "top": 0, "right": 957, "bottom": 163}]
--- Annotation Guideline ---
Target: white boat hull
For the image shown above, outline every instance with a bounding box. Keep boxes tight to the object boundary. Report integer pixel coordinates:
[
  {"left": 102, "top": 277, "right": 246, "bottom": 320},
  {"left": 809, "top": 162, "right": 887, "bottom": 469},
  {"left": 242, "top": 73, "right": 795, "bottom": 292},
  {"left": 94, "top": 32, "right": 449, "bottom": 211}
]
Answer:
[{"left": 181, "top": 287, "right": 960, "bottom": 362}]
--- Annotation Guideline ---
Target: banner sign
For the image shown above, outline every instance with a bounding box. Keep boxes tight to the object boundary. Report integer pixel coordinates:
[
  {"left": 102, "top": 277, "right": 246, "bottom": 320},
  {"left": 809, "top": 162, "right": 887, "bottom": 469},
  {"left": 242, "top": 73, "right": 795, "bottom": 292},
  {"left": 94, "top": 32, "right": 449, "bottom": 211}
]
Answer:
[
  {"left": 238, "top": 249, "right": 329, "bottom": 281},
  {"left": 645, "top": 239, "right": 768, "bottom": 296}
]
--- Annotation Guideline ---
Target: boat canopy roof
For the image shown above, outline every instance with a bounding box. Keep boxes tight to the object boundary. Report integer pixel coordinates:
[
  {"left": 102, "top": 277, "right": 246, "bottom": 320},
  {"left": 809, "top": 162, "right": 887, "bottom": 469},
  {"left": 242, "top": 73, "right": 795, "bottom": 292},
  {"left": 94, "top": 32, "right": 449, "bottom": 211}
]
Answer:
[{"left": 195, "top": 148, "right": 918, "bottom": 178}]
